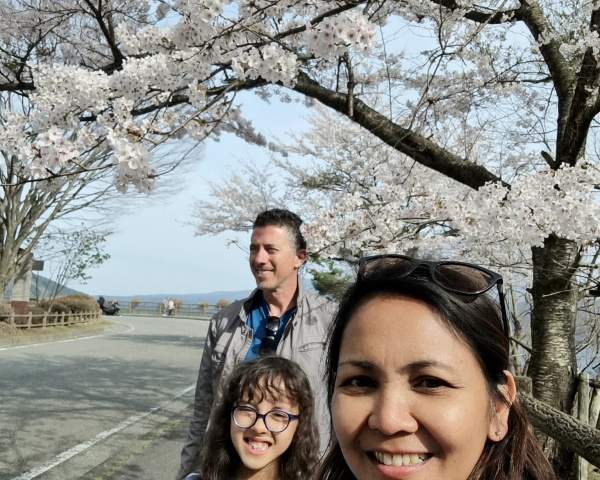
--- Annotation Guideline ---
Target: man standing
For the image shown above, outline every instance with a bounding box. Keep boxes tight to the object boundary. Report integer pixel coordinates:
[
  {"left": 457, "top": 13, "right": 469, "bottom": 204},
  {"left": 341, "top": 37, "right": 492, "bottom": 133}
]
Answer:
[{"left": 177, "top": 209, "right": 335, "bottom": 479}]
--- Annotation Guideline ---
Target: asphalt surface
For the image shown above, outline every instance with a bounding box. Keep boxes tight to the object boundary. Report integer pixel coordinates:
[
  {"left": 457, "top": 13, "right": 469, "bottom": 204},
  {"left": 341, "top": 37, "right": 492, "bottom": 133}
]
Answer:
[{"left": 0, "top": 315, "right": 208, "bottom": 480}]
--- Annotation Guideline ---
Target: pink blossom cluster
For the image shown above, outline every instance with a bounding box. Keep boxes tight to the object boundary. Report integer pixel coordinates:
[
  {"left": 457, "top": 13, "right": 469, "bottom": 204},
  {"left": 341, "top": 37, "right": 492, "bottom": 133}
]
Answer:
[
  {"left": 106, "top": 131, "right": 155, "bottom": 194},
  {"left": 3, "top": 1, "right": 384, "bottom": 193},
  {"left": 232, "top": 46, "right": 299, "bottom": 87},
  {"left": 305, "top": 11, "right": 377, "bottom": 58}
]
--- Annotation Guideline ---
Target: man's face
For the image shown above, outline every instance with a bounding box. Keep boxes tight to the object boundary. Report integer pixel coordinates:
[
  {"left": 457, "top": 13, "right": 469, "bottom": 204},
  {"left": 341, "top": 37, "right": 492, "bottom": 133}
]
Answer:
[{"left": 249, "top": 225, "right": 306, "bottom": 294}]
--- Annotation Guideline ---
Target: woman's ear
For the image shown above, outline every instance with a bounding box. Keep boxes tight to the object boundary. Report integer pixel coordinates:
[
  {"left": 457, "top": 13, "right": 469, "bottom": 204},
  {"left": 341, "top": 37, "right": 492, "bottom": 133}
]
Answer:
[{"left": 488, "top": 370, "right": 517, "bottom": 442}]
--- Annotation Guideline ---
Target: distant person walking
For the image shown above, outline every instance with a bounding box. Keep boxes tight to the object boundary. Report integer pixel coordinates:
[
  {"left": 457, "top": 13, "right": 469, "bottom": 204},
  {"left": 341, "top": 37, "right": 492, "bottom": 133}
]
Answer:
[
  {"left": 177, "top": 209, "right": 335, "bottom": 480},
  {"left": 162, "top": 297, "right": 168, "bottom": 316},
  {"left": 168, "top": 298, "right": 175, "bottom": 316}
]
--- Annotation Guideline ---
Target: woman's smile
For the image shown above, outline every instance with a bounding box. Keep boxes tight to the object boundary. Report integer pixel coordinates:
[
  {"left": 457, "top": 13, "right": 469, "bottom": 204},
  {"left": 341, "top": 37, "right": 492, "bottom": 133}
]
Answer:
[{"left": 332, "top": 295, "right": 498, "bottom": 480}]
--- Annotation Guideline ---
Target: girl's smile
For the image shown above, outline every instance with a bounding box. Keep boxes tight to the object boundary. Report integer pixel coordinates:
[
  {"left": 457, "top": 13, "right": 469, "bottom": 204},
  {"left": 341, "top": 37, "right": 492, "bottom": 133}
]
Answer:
[
  {"left": 231, "top": 381, "right": 299, "bottom": 479},
  {"left": 243, "top": 436, "right": 273, "bottom": 454}
]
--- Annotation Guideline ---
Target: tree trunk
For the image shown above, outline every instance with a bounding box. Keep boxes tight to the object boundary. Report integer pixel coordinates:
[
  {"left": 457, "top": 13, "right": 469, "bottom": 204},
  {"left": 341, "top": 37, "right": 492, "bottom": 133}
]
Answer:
[
  {"left": 0, "top": 243, "right": 20, "bottom": 304},
  {"left": 529, "top": 234, "right": 580, "bottom": 477},
  {"left": 520, "top": 392, "right": 600, "bottom": 468}
]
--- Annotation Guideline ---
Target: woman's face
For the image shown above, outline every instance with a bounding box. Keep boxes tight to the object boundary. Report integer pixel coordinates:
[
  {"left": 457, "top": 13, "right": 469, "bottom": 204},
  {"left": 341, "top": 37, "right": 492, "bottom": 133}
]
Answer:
[
  {"left": 332, "top": 295, "right": 506, "bottom": 480},
  {"left": 230, "top": 380, "right": 298, "bottom": 479}
]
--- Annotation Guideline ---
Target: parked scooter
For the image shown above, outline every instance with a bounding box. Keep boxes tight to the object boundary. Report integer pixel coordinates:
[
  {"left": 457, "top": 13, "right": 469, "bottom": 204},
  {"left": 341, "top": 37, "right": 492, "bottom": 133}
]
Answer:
[{"left": 97, "top": 296, "right": 121, "bottom": 316}]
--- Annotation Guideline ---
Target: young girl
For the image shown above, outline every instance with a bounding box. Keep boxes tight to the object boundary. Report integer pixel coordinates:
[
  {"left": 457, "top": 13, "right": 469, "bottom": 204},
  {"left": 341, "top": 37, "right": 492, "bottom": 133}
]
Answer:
[{"left": 187, "top": 355, "right": 319, "bottom": 480}]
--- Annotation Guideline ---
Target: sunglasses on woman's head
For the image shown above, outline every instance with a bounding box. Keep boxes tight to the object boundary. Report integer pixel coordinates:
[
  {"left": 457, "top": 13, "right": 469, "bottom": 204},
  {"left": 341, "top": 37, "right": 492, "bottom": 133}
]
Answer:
[{"left": 358, "top": 254, "right": 510, "bottom": 339}]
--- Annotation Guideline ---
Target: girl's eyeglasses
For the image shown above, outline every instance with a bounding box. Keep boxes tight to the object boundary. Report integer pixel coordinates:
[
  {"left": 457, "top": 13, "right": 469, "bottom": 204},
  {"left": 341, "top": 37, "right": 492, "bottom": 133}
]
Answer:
[
  {"left": 230, "top": 405, "right": 299, "bottom": 433},
  {"left": 358, "top": 254, "right": 510, "bottom": 339}
]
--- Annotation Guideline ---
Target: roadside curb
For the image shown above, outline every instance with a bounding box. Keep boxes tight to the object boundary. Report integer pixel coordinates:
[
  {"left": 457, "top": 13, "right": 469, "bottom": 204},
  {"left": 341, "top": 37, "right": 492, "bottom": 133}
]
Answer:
[{"left": 121, "top": 313, "right": 211, "bottom": 321}]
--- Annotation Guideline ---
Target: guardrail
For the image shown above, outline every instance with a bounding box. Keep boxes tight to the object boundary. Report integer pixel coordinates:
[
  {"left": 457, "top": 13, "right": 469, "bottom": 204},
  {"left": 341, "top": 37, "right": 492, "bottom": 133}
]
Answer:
[
  {"left": 7, "top": 310, "right": 102, "bottom": 329},
  {"left": 116, "top": 301, "right": 223, "bottom": 319}
]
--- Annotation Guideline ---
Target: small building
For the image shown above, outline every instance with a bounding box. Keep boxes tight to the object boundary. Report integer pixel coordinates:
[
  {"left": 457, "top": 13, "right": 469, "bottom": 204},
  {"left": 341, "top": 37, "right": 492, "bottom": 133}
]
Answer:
[{"left": 10, "top": 248, "right": 44, "bottom": 315}]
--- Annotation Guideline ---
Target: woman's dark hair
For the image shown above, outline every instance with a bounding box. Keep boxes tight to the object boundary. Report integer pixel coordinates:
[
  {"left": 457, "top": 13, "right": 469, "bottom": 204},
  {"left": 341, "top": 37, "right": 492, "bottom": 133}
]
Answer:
[
  {"left": 201, "top": 355, "right": 319, "bottom": 480},
  {"left": 319, "top": 266, "right": 557, "bottom": 480}
]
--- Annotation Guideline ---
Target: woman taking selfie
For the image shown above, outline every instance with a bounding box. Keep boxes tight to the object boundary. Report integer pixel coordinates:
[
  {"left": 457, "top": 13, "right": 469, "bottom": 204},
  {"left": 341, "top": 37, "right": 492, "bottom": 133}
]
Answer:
[
  {"left": 319, "top": 255, "right": 556, "bottom": 480},
  {"left": 187, "top": 355, "right": 319, "bottom": 480}
]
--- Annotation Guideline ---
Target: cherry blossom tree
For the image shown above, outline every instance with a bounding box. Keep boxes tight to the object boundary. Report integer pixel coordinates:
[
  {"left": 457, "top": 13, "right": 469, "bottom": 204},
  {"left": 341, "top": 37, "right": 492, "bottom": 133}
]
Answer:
[
  {"left": 32, "top": 226, "right": 111, "bottom": 299},
  {"left": 2, "top": 0, "right": 600, "bottom": 473},
  {"left": 192, "top": 104, "right": 600, "bottom": 376},
  {"left": 0, "top": 2, "right": 200, "bottom": 301},
  {"left": 0, "top": 91, "right": 197, "bottom": 302}
]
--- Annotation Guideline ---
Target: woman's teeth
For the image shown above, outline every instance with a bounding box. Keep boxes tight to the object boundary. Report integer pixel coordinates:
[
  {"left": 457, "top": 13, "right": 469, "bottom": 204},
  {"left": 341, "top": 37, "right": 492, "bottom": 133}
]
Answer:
[{"left": 373, "top": 452, "right": 429, "bottom": 466}]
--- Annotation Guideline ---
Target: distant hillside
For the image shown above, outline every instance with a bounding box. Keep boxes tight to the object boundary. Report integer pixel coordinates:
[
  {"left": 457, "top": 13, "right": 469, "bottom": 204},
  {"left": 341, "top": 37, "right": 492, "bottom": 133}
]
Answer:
[
  {"left": 2, "top": 274, "right": 88, "bottom": 302},
  {"left": 98, "top": 291, "right": 253, "bottom": 305}
]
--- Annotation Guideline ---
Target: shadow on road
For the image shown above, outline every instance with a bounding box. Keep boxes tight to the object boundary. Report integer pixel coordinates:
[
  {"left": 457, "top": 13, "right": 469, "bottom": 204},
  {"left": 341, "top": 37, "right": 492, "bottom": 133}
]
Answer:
[{"left": 0, "top": 334, "right": 204, "bottom": 479}]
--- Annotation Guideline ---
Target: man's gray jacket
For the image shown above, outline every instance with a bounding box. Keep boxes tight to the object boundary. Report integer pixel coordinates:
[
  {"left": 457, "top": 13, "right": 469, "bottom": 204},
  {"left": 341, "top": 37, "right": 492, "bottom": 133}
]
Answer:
[{"left": 177, "top": 283, "right": 335, "bottom": 479}]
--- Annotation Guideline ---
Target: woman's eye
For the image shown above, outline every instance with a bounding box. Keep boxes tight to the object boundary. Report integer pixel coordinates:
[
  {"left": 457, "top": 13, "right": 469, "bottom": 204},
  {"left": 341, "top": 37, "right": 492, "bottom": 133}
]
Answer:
[
  {"left": 415, "top": 377, "right": 448, "bottom": 389},
  {"left": 340, "top": 375, "right": 376, "bottom": 389}
]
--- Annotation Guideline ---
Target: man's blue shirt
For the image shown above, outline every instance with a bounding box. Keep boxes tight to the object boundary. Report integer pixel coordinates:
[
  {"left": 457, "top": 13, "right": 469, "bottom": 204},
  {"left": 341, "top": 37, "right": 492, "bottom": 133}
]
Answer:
[{"left": 244, "top": 292, "right": 296, "bottom": 361}]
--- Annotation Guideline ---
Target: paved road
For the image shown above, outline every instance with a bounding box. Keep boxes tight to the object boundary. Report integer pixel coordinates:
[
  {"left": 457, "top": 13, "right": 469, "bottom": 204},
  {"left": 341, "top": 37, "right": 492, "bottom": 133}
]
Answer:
[{"left": 0, "top": 316, "right": 208, "bottom": 480}]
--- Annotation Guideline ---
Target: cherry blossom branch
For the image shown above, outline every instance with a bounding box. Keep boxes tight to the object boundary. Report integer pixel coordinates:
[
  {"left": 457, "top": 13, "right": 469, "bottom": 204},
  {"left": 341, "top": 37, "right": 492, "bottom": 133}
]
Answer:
[{"left": 293, "top": 71, "right": 510, "bottom": 191}]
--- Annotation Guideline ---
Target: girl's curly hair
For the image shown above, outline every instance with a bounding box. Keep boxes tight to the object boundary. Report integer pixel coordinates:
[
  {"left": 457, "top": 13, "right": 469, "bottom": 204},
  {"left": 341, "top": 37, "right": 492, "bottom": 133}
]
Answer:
[{"left": 201, "top": 355, "right": 319, "bottom": 480}]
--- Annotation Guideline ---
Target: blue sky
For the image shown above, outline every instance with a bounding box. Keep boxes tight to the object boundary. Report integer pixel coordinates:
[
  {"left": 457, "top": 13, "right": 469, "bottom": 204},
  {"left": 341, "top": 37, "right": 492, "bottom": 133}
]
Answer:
[{"left": 71, "top": 93, "right": 311, "bottom": 296}]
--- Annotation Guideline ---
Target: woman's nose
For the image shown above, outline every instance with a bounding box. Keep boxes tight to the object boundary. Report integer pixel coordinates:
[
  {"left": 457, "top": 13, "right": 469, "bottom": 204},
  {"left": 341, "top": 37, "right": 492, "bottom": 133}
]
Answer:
[{"left": 367, "top": 390, "right": 419, "bottom": 436}]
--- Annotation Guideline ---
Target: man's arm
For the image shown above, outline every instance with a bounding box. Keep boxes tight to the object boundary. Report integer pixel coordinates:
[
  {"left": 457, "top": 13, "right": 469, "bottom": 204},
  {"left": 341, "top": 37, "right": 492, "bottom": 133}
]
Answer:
[{"left": 176, "top": 321, "right": 217, "bottom": 480}]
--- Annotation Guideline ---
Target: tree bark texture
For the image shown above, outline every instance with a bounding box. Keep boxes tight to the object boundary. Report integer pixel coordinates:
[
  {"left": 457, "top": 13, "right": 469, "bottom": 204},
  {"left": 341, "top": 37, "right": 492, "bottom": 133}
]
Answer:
[
  {"left": 529, "top": 235, "right": 581, "bottom": 475},
  {"left": 575, "top": 373, "right": 590, "bottom": 480},
  {"left": 520, "top": 392, "right": 600, "bottom": 469}
]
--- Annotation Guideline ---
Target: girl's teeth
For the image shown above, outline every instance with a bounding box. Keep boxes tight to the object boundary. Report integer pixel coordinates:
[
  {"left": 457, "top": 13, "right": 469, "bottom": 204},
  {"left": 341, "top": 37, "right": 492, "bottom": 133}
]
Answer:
[
  {"left": 249, "top": 441, "right": 269, "bottom": 451},
  {"left": 374, "top": 452, "right": 428, "bottom": 466}
]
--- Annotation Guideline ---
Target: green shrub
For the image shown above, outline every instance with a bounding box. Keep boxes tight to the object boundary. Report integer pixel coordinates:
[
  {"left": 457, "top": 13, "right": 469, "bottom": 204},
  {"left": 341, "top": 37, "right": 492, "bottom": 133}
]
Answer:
[
  {"left": 173, "top": 299, "right": 184, "bottom": 311},
  {"left": 38, "top": 295, "right": 99, "bottom": 313},
  {"left": 30, "top": 306, "right": 46, "bottom": 315},
  {"left": 38, "top": 299, "right": 71, "bottom": 314},
  {"left": 216, "top": 299, "right": 231, "bottom": 310},
  {"left": 0, "top": 304, "right": 11, "bottom": 322},
  {"left": 30, "top": 306, "right": 47, "bottom": 325},
  {"left": 130, "top": 298, "right": 141, "bottom": 310},
  {"left": 59, "top": 295, "right": 100, "bottom": 313},
  {"left": 197, "top": 302, "right": 210, "bottom": 314}
]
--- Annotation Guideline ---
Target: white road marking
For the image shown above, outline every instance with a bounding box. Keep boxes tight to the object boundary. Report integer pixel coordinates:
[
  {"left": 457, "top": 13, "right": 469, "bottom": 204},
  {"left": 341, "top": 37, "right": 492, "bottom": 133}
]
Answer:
[
  {"left": 10, "top": 383, "right": 196, "bottom": 480},
  {"left": 0, "top": 323, "right": 135, "bottom": 352}
]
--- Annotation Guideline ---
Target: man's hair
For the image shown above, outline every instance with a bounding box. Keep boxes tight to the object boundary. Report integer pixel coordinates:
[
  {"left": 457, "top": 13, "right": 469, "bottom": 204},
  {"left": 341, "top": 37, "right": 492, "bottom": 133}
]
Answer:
[{"left": 253, "top": 209, "right": 307, "bottom": 251}]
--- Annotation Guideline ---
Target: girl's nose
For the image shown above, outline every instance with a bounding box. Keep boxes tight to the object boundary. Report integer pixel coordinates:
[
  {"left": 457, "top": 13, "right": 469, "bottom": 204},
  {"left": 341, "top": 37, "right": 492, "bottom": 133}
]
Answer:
[
  {"left": 250, "top": 415, "right": 270, "bottom": 434},
  {"left": 367, "top": 390, "right": 419, "bottom": 436}
]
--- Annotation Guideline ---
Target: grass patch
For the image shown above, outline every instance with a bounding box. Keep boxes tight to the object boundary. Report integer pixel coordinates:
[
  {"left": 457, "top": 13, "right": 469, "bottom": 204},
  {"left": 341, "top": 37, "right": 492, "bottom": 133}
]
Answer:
[{"left": 0, "top": 319, "right": 113, "bottom": 338}]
